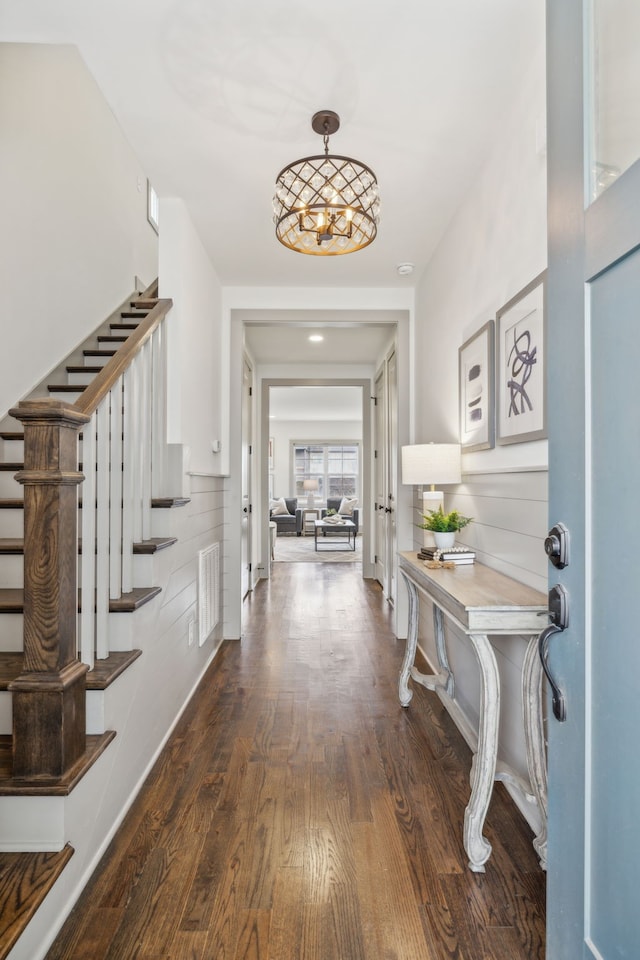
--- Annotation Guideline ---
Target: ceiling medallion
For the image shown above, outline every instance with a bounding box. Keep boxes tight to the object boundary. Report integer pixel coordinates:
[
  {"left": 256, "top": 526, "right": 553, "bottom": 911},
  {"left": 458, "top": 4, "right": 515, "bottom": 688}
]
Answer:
[{"left": 273, "top": 110, "right": 380, "bottom": 256}]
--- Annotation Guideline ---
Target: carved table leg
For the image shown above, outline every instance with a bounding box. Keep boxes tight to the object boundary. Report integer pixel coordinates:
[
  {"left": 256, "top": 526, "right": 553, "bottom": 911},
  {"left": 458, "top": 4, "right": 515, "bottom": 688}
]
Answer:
[
  {"left": 399, "top": 571, "right": 418, "bottom": 705},
  {"left": 464, "top": 632, "right": 500, "bottom": 872},
  {"left": 399, "top": 573, "right": 453, "bottom": 706},
  {"left": 522, "top": 633, "right": 548, "bottom": 869}
]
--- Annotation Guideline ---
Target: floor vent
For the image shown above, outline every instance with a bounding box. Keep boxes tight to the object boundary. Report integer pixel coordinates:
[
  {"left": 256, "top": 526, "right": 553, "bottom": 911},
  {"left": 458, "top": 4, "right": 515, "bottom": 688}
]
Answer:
[{"left": 198, "top": 543, "right": 220, "bottom": 646}]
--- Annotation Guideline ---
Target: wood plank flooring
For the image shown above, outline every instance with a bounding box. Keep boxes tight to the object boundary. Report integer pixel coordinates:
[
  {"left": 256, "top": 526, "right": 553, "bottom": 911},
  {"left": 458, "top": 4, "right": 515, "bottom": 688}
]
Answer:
[{"left": 46, "top": 563, "right": 545, "bottom": 959}]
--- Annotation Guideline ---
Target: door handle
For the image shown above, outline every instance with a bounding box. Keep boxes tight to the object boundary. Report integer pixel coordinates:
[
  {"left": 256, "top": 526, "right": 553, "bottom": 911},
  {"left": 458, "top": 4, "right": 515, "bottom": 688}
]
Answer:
[
  {"left": 538, "top": 583, "right": 569, "bottom": 722},
  {"left": 243, "top": 506, "right": 248, "bottom": 513}
]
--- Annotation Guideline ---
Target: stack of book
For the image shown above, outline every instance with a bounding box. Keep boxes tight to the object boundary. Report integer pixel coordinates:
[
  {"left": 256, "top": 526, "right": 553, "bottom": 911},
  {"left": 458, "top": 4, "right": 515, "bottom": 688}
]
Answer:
[{"left": 419, "top": 546, "right": 476, "bottom": 565}]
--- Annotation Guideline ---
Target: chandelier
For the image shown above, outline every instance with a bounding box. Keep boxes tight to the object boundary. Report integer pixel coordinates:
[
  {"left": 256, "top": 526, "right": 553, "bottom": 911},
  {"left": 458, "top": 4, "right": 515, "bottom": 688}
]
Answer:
[{"left": 273, "top": 110, "right": 380, "bottom": 256}]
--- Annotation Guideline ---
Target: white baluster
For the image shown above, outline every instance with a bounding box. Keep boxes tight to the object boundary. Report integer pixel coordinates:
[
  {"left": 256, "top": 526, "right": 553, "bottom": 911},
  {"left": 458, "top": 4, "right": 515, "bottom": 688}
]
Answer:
[
  {"left": 95, "top": 396, "right": 110, "bottom": 659},
  {"left": 151, "top": 324, "right": 167, "bottom": 497},
  {"left": 79, "top": 412, "right": 97, "bottom": 669},
  {"left": 109, "top": 378, "right": 123, "bottom": 600},
  {"left": 141, "top": 341, "right": 152, "bottom": 541},
  {"left": 121, "top": 366, "right": 134, "bottom": 594}
]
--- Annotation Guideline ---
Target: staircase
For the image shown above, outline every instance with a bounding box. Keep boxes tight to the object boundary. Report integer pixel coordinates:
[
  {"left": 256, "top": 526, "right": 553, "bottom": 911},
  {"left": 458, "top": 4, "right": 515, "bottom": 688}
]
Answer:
[{"left": 0, "top": 282, "right": 187, "bottom": 956}]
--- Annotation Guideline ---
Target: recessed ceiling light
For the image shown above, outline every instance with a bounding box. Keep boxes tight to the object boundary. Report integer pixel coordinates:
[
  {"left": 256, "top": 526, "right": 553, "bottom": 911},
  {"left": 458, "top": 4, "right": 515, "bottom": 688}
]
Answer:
[
  {"left": 396, "top": 262, "right": 414, "bottom": 277},
  {"left": 308, "top": 334, "right": 324, "bottom": 342}
]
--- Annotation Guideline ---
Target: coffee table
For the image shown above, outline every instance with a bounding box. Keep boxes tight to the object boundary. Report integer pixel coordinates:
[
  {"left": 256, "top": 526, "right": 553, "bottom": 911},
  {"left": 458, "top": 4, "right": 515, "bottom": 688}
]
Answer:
[{"left": 314, "top": 518, "right": 356, "bottom": 551}]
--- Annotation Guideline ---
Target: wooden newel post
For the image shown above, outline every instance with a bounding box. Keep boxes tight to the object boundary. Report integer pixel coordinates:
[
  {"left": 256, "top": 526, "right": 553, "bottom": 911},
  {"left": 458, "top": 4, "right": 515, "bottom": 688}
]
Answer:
[{"left": 8, "top": 400, "right": 90, "bottom": 779}]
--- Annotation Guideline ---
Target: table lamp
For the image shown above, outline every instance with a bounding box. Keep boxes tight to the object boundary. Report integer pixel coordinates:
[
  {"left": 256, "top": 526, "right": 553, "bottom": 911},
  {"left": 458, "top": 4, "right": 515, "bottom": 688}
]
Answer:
[
  {"left": 401, "top": 443, "right": 462, "bottom": 544},
  {"left": 303, "top": 478, "right": 319, "bottom": 509}
]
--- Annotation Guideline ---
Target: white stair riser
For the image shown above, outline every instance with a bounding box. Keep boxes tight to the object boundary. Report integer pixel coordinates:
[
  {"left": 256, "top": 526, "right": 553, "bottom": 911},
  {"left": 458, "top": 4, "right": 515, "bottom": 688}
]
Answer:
[
  {"left": 0, "top": 554, "right": 23, "bottom": 588},
  {"left": 84, "top": 354, "right": 111, "bottom": 368},
  {"left": 0, "top": 690, "right": 11, "bottom": 735},
  {"left": 0, "top": 796, "right": 66, "bottom": 852},
  {"left": 0, "top": 614, "right": 23, "bottom": 651},
  {"left": 47, "top": 388, "right": 82, "bottom": 403},
  {"left": 0, "top": 508, "right": 23, "bottom": 537},
  {"left": 67, "top": 371, "right": 96, "bottom": 386},
  {"left": 1, "top": 439, "right": 23, "bottom": 459},
  {"left": 0, "top": 472, "right": 22, "bottom": 497}
]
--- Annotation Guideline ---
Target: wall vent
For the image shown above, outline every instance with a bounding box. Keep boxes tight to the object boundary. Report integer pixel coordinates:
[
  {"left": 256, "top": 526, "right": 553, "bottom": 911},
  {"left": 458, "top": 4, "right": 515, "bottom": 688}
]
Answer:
[{"left": 198, "top": 543, "right": 220, "bottom": 646}]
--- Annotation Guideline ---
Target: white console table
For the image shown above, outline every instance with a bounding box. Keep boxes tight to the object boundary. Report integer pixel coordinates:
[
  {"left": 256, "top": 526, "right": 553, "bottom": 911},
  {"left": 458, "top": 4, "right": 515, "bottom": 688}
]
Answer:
[{"left": 398, "top": 551, "right": 548, "bottom": 873}]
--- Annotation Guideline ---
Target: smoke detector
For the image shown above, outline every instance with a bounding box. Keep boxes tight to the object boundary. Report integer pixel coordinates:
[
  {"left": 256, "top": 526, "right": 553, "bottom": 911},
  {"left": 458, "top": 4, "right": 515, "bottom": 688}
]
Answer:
[{"left": 396, "top": 262, "right": 414, "bottom": 277}]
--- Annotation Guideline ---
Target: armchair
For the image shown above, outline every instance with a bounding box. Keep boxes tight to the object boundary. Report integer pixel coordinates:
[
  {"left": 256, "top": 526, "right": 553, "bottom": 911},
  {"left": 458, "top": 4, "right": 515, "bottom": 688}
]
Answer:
[
  {"left": 320, "top": 497, "right": 359, "bottom": 535},
  {"left": 269, "top": 497, "right": 303, "bottom": 536}
]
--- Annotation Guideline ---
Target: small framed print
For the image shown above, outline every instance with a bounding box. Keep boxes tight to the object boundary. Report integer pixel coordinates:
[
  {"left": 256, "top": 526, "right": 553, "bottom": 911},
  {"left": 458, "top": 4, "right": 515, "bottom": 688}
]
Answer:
[
  {"left": 458, "top": 319, "right": 495, "bottom": 451},
  {"left": 496, "top": 272, "right": 546, "bottom": 445},
  {"left": 147, "top": 180, "right": 159, "bottom": 234}
]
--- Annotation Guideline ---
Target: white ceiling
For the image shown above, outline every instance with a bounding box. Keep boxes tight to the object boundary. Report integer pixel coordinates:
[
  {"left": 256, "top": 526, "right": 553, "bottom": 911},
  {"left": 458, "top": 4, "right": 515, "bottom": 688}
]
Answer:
[
  {"left": 2, "top": 1, "right": 543, "bottom": 374},
  {"left": 1, "top": 0, "right": 544, "bottom": 293},
  {"left": 270, "top": 385, "right": 362, "bottom": 422}
]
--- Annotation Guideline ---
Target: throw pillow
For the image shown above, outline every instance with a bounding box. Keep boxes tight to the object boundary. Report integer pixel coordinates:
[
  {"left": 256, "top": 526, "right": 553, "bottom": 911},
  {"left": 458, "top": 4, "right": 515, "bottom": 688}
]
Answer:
[
  {"left": 339, "top": 497, "right": 358, "bottom": 516},
  {"left": 270, "top": 497, "right": 290, "bottom": 516}
]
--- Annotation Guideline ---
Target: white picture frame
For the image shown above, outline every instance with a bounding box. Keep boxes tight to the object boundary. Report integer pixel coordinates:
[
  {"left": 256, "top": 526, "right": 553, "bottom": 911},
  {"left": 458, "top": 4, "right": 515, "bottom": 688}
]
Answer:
[
  {"left": 458, "top": 319, "right": 494, "bottom": 451},
  {"left": 496, "top": 272, "right": 547, "bottom": 445}
]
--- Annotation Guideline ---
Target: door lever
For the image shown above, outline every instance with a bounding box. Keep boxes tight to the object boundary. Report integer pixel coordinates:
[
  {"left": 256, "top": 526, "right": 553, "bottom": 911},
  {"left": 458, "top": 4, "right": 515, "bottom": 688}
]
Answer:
[{"left": 538, "top": 583, "right": 569, "bottom": 722}]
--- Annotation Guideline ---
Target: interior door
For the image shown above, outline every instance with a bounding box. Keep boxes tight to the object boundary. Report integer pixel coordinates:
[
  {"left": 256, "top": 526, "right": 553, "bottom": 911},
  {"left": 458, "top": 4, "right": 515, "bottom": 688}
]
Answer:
[
  {"left": 374, "top": 367, "right": 388, "bottom": 591},
  {"left": 386, "top": 349, "right": 398, "bottom": 605},
  {"left": 241, "top": 358, "right": 252, "bottom": 599},
  {"left": 546, "top": 2, "right": 640, "bottom": 955}
]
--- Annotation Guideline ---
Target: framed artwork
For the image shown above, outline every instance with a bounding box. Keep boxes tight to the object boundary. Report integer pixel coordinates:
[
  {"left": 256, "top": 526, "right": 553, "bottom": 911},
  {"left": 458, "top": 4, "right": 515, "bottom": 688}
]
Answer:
[
  {"left": 496, "top": 271, "right": 546, "bottom": 445},
  {"left": 147, "top": 180, "right": 159, "bottom": 234},
  {"left": 458, "top": 319, "right": 495, "bottom": 451}
]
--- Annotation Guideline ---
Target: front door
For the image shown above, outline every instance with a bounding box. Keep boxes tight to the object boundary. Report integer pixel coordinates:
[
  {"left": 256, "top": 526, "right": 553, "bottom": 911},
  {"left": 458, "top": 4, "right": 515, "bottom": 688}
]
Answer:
[{"left": 546, "top": 2, "right": 640, "bottom": 955}]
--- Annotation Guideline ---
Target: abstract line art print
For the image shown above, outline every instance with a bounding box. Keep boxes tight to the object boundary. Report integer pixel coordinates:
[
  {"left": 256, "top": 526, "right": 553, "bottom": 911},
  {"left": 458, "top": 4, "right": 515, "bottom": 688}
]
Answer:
[
  {"left": 496, "top": 272, "right": 547, "bottom": 445},
  {"left": 458, "top": 319, "right": 494, "bottom": 451}
]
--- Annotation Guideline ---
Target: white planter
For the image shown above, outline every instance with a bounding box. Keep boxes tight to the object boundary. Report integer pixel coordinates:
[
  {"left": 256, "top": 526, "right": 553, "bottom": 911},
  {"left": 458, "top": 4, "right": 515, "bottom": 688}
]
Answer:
[{"left": 433, "top": 531, "right": 456, "bottom": 549}]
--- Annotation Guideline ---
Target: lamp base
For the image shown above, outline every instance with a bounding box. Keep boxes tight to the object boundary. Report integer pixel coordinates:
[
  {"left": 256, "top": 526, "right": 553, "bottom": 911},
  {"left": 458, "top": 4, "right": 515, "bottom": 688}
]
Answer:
[
  {"left": 306, "top": 494, "right": 316, "bottom": 510},
  {"left": 421, "top": 490, "right": 444, "bottom": 549}
]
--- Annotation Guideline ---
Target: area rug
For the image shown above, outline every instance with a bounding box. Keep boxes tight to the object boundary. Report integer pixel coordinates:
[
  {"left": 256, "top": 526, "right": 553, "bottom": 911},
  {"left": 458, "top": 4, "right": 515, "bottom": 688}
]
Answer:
[{"left": 273, "top": 533, "right": 362, "bottom": 563}]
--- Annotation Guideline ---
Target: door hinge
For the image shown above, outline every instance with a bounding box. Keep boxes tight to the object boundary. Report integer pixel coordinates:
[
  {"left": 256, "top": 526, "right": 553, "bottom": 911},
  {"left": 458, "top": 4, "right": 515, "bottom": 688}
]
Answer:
[
  {"left": 374, "top": 554, "right": 378, "bottom": 563},
  {"left": 249, "top": 503, "right": 252, "bottom": 513},
  {"left": 249, "top": 562, "right": 252, "bottom": 572},
  {"left": 249, "top": 386, "right": 253, "bottom": 396},
  {"left": 374, "top": 449, "right": 378, "bottom": 458},
  {"left": 249, "top": 444, "right": 252, "bottom": 455},
  {"left": 371, "top": 396, "right": 378, "bottom": 405}
]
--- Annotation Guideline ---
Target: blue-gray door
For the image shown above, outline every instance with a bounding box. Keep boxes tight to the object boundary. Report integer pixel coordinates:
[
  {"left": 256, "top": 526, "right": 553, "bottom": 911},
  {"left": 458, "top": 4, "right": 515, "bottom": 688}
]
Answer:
[{"left": 546, "top": 1, "right": 640, "bottom": 956}]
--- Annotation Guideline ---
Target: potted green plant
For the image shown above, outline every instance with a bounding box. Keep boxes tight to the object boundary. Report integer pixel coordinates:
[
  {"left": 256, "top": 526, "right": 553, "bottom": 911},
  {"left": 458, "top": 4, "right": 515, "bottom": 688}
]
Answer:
[{"left": 419, "top": 506, "right": 472, "bottom": 549}]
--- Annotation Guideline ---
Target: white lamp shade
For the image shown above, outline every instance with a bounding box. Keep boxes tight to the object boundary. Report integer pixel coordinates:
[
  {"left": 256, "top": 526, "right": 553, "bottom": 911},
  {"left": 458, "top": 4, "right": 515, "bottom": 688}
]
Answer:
[
  {"left": 303, "top": 478, "right": 319, "bottom": 491},
  {"left": 401, "top": 443, "right": 461, "bottom": 485}
]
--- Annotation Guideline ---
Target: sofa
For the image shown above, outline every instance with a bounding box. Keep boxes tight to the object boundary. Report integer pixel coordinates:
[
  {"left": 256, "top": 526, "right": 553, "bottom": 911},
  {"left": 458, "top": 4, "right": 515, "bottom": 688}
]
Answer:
[
  {"left": 320, "top": 497, "right": 359, "bottom": 535},
  {"left": 269, "top": 497, "right": 303, "bottom": 536}
]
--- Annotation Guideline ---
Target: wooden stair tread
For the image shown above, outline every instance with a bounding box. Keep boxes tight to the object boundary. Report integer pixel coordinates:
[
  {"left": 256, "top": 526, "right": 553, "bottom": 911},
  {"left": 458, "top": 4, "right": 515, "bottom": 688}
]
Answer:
[
  {"left": 0, "top": 587, "right": 161, "bottom": 614},
  {"left": 0, "top": 650, "right": 142, "bottom": 691},
  {"left": 0, "top": 497, "right": 189, "bottom": 510},
  {"left": 47, "top": 384, "right": 88, "bottom": 393},
  {"left": 65, "top": 365, "right": 103, "bottom": 374},
  {"left": 0, "top": 731, "right": 116, "bottom": 795},
  {"left": 97, "top": 335, "right": 127, "bottom": 343},
  {"left": 0, "top": 433, "right": 22, "bottom": 441},
  {"left": 83, "top": 349, "right": 116, "bottom": 357},
  {"left": 110, "top": 322, "right": 138, "bottom": 330},
  {"left": 0, "top": 844, "right": 74, "bottom": 960},
  {"left": 151, "top": 497, "right": 191, "bottom": 508},
  {"left": 0, "top": 537, "right": 177, "bottom": 555},
  {"left": 0, "top": 464, "right": 22, "bottom": 473}
]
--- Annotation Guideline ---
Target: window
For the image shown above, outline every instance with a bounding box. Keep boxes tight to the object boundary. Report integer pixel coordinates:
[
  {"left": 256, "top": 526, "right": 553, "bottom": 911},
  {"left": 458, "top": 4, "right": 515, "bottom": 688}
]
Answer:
[{"left": 292, "top": 442, "right": 359, "bottom": 501}]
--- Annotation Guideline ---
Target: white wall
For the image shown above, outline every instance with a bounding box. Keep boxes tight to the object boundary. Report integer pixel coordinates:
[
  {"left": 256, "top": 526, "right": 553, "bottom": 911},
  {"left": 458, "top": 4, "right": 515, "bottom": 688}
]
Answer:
[
  {"left": 0, "top": 44, "right": 158, "bottom": 420},
  {"left": 269, "top": 419, "right": 362, "bottom": 500},
  {"left": 410, "top": 38, "right": 548, "bottom": 829},
  {"left": 158, "top": 199, "right": 223, "bottom": 475}
]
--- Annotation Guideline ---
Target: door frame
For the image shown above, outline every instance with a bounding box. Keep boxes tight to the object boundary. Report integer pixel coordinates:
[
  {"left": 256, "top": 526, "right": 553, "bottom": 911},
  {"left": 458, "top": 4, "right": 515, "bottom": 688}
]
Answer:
[{"left": 260, "top": 378, "right": 374, "bottom": 580}]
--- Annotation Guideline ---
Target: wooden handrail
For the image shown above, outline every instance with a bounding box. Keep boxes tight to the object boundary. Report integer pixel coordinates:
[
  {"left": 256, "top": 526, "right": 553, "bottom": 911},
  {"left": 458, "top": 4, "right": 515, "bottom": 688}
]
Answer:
[{"left": 74, "top": 298, "right": 172, "bottom": 417}]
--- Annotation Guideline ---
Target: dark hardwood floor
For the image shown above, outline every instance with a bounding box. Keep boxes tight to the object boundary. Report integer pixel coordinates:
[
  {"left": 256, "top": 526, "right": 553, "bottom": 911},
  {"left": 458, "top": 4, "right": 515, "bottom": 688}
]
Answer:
[{"left": 47, "top": 563, "right": 545, "bottom": 959}]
